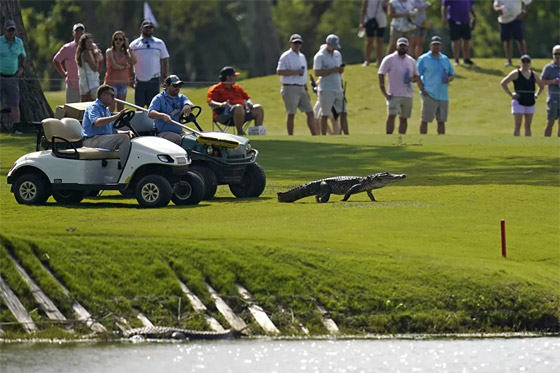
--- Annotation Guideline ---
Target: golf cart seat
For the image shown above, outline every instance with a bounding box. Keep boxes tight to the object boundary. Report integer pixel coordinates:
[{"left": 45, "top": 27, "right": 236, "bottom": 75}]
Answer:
[
  {"left": 128, "top": 111, "right": 155, "bottom": 135},
  {"left": 42, "top": 118, "right": 120, "bottom": 160}
]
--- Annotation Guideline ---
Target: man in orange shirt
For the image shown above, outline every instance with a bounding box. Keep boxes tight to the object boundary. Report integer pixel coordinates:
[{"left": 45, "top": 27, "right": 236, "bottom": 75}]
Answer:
[{"left": 206, "top": 66, "right": 264, "bottom": 135}]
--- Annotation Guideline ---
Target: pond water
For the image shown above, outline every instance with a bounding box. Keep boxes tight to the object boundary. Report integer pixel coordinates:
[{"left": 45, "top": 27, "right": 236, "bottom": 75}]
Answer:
[{"left": 1, "top": 337, "right": 559, "bottom": 372}]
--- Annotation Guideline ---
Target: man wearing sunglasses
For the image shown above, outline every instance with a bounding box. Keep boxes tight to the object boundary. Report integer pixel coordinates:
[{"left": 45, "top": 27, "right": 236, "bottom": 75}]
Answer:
[
  {"left": 0, "top": 20, "right": 26, "bottom": 129},
  {"left": 148, "top": 75, "right": 194, "bottom": 145},
  {"left": 541, "top": 45, "right": 560, "bottom": 137},
  {"left": 129, "top": 20, "right": 169, "bottom": 108},
  {"left": 277, "top": 34, "right": 317, "bottom": 135},
  {"left": 82, "top": 85, "right": 134, "bottom": 167}
]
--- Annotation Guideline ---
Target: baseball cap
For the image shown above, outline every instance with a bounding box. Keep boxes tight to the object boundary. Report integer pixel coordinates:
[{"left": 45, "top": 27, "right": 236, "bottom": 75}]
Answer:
[
  {"left": 220, "top": 66, "right": 240, "bottom": 79},
  {"left": 4, "top": 20, "right": 16, "bottom": 30},
  {"left": 164, "top": 75, "right": 183, "bottom": 86},
  {"left": 290, "top": 34, "right": 303, "bottom": 43},
  {"left": 72, "top": 23, "right": 85, "bottom": 32},
  {"left": 520, "top": 54, "right": 531, "bottom": 61},
  {"left": 141, "top": 19, "right": 154, "bottom": 28},
  {"left": 326, "top": 34, "right": 341, "bottom": 49},
  {"left": 397, "top": 37, "right": 409, "bottom": 46},
  {"left": 430, "top": 36, "right": 442, "bottom": 45}
]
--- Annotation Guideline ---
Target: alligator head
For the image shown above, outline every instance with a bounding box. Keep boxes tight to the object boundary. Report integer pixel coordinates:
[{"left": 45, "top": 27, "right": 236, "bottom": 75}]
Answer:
[{"left": 367, "top": 172, "right": 406, "bottom": 186}]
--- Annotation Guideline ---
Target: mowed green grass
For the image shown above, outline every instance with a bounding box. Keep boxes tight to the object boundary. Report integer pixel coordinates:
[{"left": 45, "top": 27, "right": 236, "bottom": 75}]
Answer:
[{"left": 0, "top": 59, "right": 558, "bottom": 337}]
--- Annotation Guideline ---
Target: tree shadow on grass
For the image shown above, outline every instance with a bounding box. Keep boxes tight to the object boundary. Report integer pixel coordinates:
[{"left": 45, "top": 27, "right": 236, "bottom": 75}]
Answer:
[{"left": 258, "top": 140, "right": 559, "bottom": 187}]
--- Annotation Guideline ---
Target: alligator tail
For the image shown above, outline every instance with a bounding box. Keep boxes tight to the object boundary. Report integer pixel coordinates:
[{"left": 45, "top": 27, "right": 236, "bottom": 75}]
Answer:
[{"left": 277, "top": 182, "right": 318, "bottom": 202}]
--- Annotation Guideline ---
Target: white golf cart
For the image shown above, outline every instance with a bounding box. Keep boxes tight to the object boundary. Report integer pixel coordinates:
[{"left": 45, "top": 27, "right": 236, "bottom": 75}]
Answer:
[{"left": 7, "top": 114, "right": 204, "bottom": 208}]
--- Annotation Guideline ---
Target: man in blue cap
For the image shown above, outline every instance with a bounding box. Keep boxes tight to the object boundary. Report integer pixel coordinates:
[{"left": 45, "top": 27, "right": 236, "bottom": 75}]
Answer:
[{"left": 0, "top": 20, "right": 26, "bottom": 130}]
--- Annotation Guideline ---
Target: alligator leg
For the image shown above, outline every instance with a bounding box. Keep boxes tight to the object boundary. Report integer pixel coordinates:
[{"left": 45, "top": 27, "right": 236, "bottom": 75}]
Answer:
[
  {"left": 316, "top": 181, "right": 331, "bottom": 203},
  {"left": 367, "top": 190, "right": 376, "bottom": 201},
  {"left": 341, "top": 183, "right": 363, "bottom": 201}
]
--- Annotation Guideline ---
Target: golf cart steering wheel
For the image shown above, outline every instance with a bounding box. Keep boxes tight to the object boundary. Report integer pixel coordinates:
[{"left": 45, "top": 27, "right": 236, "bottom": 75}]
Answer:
[
  {"left": 113, "top": 110, "right": 139, "bottom": 137},
  {"left": 179, "top": 106, "right": 202, "bottom": 124}
]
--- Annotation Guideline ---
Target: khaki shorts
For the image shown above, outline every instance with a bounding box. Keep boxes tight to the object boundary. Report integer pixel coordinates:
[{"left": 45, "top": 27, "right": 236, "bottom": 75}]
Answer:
[
  {"left": 319, "top": 90, "right": 346, "bottom": 117},
  {"left": 421, "top": 94, "right": 449, "bottom": 123},
  {"left": 387, "top": 96, "right": 413, "bottom": 118},
  {"left": 281, "top": 85, "right": 313, "bottom": 114}
]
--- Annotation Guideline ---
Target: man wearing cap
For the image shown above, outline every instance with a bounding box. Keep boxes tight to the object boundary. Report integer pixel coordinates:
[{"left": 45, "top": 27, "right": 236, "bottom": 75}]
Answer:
[
  {"left": 276, "top": 34, "right": 317, "bottom": 136},
  {"left": 129, "top": 20, "right": 169, "bottom": 108},
  {"left": 0, "top": 20, "right": 26, "bottom": 127},
  {"left": 206, "top": 66, "right": 264, "bottom": 136},
  {"left": 313, "top": 34, "right": 348, "bottom": 135},
  {"left": 378, "top": 37, "right": 423, "bottom": 134},
  {"left": 53, "top": 23, "right": 101, "bottom": 103},
  {"left": 416, "top": 36, "right": 454, "bottom": 134},
  {"left": 540, "top": 45, "right": 560, "bottom": 137},
  {"left": 82, "top": 85, "right": 134, "bottom": 167},
  {"left": 148, "top": 75, "right": 195, "bottom": 145}
]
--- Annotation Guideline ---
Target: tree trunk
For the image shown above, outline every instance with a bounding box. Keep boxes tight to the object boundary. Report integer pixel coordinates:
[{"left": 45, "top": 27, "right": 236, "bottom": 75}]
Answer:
[
  {"left": 1, "top": 0, "right": 53, "bottom": 131},
  {"left": 246, "top": 0, "right": 281, "bottom": 77},
  {"left": 300, "top": 0, "right": 333, "bottom": 61}
]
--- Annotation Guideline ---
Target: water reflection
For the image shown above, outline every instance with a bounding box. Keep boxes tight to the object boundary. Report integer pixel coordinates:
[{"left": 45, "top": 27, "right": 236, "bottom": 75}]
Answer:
[{"left": 1, "top": 337, "right": 559, "bottom": 372}]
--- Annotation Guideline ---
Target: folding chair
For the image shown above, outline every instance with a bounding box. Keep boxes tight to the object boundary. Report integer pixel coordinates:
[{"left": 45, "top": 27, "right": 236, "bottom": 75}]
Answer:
[{"left": 211, "top": 106, "right": 253, "bottom": 135}]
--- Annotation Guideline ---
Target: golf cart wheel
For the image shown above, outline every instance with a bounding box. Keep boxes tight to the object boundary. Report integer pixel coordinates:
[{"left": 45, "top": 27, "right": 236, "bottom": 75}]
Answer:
[
  {"left": 13, "top": 173, "right": 50, "bottom": 205},
  {"left": 52, "top": 190, "right": 86, "bottom": 204},
  {"left": 171, "top": 171, "right": 204, "bottom": 206},
  {"left": 229, "top": 163, "right": 266, "bottom": 198},
  {"left": 190, "top": 165, "right": 218, "bottom": 200},
  {"left": 135, "top": 175, "right": 172, "bottom": 208}
]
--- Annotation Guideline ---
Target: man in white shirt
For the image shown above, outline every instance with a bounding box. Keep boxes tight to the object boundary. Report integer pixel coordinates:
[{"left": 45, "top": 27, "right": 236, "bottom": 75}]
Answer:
[
  {"left": 378, "top": 38, "right": 424, "bottom": 134},
  {"left": 493, "top": 0, "right": 531, "bottom": 66},
  {"left": 276, "top": 34, "right": 317, "bottom": 135},
  {"left": 129, "top": 20, "right": 169, "bottom": 107},
  {"left": 313, "top": 34, "right": 348, "bottom": 135}
]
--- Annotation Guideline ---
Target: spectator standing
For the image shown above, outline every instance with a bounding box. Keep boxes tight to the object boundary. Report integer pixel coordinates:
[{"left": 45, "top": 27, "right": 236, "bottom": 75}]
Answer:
[
  {"left": 493, "top": 0, "right": 531, "bottom": 66},
  {"left": 53, "top": 23, "right": 101, "bottom": 103},
  {"left": 500, "top": 55, "right": 544, "bottom": 136},
  {"left": 441, "top": 0, "right": 476, "bottom": 66},
  {"left": 386, "top": 0, "right": 416, "bottom": 55},
  {"left": 417, "top": 36, "right": 454, "bottom": 135},
  {"left": 75, "top": 33, "right": 102, "bottom": 102},
  {"left": 82, "top": 85, "right": 134, "bottom": 167},
  {"left": 540, "top": 45, "right": 560, "bottom": 137},
  {"left": 313, "top": 34, "right": 348, "bottom": 135},
  {"left": 129, "top": 20, "right": 169, "bottom": 108},
  {"left": 148, "top": 75, "right": 194, "bottom": 145},
  {"left": 104, "top": 31, "right": 136, "bottom": 112},
  {"left": 207, "top": 66, "right": 265, "bottom": 136},
  {"left": 378, "top": 38, "right": 423, "bottom": 134},
  {"left": 276, "top": 34, "right": 317, "bottom": 136},
  {"left": 359, "top": 0, "right": 388, "bottom": 67},
  {"left": 311, "top": 76, "right": 338, "bottom": 135},
  {"left": 0, "top": 20, "right": 26, "bottom": 127},
  {"left": 410, "top": 0, "right": 431, "bottom": 58}
]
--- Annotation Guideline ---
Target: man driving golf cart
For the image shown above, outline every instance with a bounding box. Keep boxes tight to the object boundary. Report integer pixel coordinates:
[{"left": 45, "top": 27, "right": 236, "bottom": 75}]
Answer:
[
  {"left": 82, "top": 85, "right": 134, "bottom": 167},
  {"left": 148, "top": 74, "right": 195, "bottom": 145}
]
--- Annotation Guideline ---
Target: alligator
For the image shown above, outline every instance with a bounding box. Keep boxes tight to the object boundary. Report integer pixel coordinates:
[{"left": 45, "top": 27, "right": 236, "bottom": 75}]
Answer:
[
  {"left": 277, "top": 172, "right": 406, "bottom": 203},
  {"left": 122, "top": 326, "right": 240, "bottom": 340}
]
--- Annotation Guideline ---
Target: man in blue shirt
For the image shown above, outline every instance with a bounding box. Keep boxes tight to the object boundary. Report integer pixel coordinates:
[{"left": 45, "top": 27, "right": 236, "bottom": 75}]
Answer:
[
  {"left": 82, "top": 85, "right": 134, "bottom": 166},
  {"left": 417, "top": 36, "right": 454, "bottom": 134},
  {"left": 148, "top": 75, "right": 194, "bottom": 145},
  {"left": 0, "top": 20, "right": 26, "bottom": 128}
]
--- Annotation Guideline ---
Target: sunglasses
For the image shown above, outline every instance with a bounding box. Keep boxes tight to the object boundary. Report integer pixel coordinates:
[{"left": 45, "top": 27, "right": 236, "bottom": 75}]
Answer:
[
  {"left": 6, "top": 28, "right": 16, "bottom": 32},
  {"left": 114, "top": 37, "right": 123, "bottom": 41},
  {"left": 143, "top": 26, "right": 154, "bottom": 29},
  {"left": 171, "top": 84, "right": 182, "bottom": 88},
  {"left": 521, "top": 59, "right": 531, "bottom": 63},
  {"left": 554, "top": 53, "right": 560, "bottom": 56},
  {"left": 293, "top": 41, "right": 302, "bottom": 45}
]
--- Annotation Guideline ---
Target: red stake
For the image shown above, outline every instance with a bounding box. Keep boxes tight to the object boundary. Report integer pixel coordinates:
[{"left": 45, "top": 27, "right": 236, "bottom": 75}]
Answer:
[{"left": 501, "top": 219, "right": 507, "bottom": 258}]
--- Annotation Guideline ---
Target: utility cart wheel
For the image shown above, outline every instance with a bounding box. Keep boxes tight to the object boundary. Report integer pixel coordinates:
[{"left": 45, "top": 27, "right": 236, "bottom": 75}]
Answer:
[
  {"left": 13, "top": 173, "right": 50, "bottom": 205},
  {"left": 135, "top": 175, "right": 172, "bottom": 208}
]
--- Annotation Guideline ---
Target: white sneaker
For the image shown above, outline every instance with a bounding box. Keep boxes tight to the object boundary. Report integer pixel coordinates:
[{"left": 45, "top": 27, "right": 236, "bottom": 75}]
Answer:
[
  {"left": 361, "top": 61, "right": 369, "bottom": 67},
  {"left": 13, "top": 130, "right": 23, "bottom": 135}
]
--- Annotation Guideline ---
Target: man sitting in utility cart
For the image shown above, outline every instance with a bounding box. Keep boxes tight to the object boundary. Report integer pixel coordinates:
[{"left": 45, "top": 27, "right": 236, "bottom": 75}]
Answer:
[
  {"left": 82, "top": 85, "right": 134, "bottom": 167},
  {"left": 148, "top": 74, "right": 195, "bottom": 145}
]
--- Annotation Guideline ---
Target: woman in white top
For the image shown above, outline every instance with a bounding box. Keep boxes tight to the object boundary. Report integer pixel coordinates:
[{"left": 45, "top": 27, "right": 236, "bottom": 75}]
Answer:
[{"left": 75, "top": 33, "right": 101, "bottom": 102}]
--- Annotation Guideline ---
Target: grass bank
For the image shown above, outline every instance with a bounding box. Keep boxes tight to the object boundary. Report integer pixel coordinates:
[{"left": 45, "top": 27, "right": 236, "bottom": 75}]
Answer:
[{"left": 0, "top": 59, "right": 559, "bottom": 338}]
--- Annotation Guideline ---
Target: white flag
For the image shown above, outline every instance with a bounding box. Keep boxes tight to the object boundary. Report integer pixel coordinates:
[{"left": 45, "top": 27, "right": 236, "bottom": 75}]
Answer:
[{"left": 143, "top": 2, "right": 159, "bottom": 28}]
